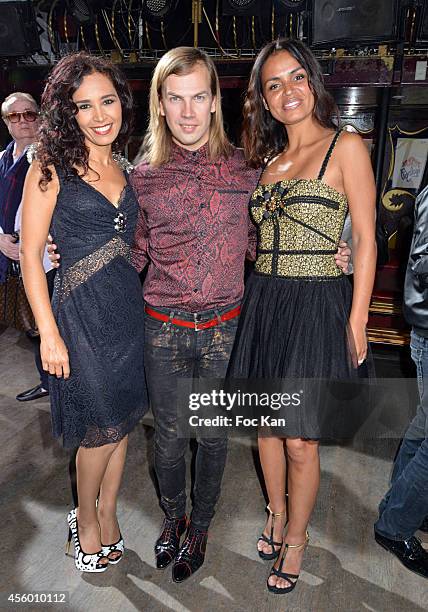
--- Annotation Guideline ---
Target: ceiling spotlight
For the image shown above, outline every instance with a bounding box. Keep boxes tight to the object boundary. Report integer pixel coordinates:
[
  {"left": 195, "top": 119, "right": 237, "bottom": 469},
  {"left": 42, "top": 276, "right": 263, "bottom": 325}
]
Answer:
[
  {"left": 65, "top": 0, "right": 103, "bottom": 25},
  {"left": 273, "top": 0, "right": 307, "bottom": 15},
  {"left": 222, "top": 0, "right": 261, "bottom": 17},
  {"left": 142, "top": 0, "right": 180, "bottom": 21}
]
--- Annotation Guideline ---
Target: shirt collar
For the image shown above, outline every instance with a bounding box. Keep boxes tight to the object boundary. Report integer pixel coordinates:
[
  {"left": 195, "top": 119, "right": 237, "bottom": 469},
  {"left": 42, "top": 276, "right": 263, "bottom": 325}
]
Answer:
[
  {"left": 171, "top": 141, "right": 209, "bottom": 162},
  {"left": 12, "top": 141, "right": 31, "bottom": 163}
]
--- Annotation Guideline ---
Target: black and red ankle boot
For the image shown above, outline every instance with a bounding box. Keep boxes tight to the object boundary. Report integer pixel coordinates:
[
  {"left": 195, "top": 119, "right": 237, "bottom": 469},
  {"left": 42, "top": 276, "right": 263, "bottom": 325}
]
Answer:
[
  {"left": 154, "top": 515, "right": 187, "bottom": 569},
  {"left": 172, "top": 524, "right": 208, "bottom": 583}
]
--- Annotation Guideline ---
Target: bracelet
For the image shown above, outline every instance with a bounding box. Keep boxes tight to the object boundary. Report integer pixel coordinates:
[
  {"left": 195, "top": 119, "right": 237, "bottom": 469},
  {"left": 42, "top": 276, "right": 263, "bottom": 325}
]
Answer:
[{"left": 11, "top": 231, "right": 19, "bottom": 243}]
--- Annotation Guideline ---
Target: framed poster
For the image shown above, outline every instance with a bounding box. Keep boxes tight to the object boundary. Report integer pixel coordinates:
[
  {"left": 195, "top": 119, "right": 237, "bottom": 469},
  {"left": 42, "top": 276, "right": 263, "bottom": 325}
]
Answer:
[
  {"left": 392, "top": 138, "right": 428, "bottom": 191},
  {"left": 380, "top": 124, "right": 428, "bottom": 236}
]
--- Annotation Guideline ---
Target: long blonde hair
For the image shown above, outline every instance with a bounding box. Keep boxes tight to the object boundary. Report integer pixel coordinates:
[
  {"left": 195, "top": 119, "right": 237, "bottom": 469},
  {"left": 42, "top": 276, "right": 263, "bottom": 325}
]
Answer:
[{"left": 139, "top": 47, "right": 232, "bottom": 167}]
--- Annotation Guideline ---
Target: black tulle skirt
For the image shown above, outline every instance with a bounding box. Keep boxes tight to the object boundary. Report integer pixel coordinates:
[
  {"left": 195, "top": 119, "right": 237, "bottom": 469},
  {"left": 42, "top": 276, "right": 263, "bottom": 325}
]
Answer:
[{"left": 228, "top": 272, "right": 370, "bottom": 438}]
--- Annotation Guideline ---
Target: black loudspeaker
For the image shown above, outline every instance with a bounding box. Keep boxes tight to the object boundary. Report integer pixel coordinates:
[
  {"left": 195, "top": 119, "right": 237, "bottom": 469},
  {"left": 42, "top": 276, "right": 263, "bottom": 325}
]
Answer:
[
  {"left": 312, "top": 0, "right": 398, "bottom": 46},
  {"left": 0, "top": 0, "right": 41, "bottom": 56},
  {"left": 222, "top": 0, "right": 262, "bottom": 16},
  {"left": 274, "top": 0, "right": 307, "bottom": 15}
]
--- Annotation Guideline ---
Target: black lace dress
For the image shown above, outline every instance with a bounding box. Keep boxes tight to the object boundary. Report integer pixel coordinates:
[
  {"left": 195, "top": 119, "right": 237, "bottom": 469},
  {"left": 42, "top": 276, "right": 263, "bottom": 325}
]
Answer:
[{"left": 49, "top": 162, "right": 148, "bottom": 448}]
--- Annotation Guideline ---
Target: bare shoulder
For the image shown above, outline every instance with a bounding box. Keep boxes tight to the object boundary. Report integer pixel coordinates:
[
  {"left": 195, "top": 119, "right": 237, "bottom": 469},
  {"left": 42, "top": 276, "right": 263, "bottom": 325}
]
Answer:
[
  {"left": 337, "top": 130, "right": 367, "bottom": 155},
  {"left": 336, "top": 131, "right": 371, "bottom": 175}
]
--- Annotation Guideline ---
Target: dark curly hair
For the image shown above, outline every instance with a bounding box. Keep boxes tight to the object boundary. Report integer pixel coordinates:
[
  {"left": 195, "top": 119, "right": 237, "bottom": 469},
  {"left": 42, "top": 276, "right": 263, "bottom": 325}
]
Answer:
[
  {"left": 242, "top": 38, "right": 339, "bottom": 168},
  {"left": 37, "top": 52, "right": 133, "bottom": 188}
]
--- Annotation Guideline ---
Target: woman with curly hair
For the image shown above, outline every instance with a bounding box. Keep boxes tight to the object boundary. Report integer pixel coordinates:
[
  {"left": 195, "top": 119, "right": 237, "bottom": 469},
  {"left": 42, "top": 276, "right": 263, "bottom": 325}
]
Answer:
[
  {"left": 228, "top": 39, "right": 376, "bottom": 594},
  {"left": 20, "top": 52, "right": 148, "bottom": 572}
]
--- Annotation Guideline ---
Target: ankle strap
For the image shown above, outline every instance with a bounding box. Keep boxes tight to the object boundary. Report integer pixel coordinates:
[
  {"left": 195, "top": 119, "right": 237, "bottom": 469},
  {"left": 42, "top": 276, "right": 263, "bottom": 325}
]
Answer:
[
  {"left": 284, "top": 531, "right": 310, "bottom": 550},
  {"left": 266, "top": 504, "right": 286, "bottom": 517}
]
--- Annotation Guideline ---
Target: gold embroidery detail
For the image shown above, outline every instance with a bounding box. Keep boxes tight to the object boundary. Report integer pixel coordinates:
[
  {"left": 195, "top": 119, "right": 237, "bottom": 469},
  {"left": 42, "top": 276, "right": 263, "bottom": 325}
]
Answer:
[
  {"left": 57, "top": 236, "right": 131, "bottom": 301},
  {"left": 255, "top": 254, "right": 342, "bottom": 278},
  {"left": 251, "top": 179, "right": 348, "bottom": 278}
]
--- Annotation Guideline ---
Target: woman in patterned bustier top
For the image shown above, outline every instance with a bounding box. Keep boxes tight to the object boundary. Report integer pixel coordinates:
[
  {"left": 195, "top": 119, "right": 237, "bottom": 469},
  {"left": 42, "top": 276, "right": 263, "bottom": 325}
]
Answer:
[
  {"left": 228, "top": 39, "right": 376, "bottom": 594},
  {"left": 19, "top": 53, "right": 148, "bottom": 573}
]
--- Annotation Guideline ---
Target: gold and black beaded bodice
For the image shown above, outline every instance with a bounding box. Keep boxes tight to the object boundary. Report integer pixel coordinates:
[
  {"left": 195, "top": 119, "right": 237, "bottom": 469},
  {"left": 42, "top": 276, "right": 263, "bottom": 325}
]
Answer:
[{"left": 251, "top": 132, "right": 348, "bottom": 279}]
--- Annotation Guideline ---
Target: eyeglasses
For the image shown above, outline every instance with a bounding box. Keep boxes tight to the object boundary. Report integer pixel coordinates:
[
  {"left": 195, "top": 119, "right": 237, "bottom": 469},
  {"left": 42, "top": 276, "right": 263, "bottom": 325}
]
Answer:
[{"left": 2, "top": 110, "right": 39, "bottom": 123}]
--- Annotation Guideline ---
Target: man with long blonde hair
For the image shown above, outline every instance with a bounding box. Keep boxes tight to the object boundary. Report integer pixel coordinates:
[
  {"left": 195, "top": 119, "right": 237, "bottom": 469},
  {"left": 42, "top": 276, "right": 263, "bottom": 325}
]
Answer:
[{"left": 131, "top": 47, "right": 261, "bottom": 582}]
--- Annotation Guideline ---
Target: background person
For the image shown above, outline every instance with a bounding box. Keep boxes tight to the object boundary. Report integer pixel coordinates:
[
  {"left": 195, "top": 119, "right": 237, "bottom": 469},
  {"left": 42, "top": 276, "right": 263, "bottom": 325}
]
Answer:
[
  {"left": 0, "top": 93, "right": 41, "bottom": 279},
  {"left": 0, "top": 92, "right": 54, "bottom": 402},
  {"left": 374, "top": 183, "right": 428, "bottom": 580}
]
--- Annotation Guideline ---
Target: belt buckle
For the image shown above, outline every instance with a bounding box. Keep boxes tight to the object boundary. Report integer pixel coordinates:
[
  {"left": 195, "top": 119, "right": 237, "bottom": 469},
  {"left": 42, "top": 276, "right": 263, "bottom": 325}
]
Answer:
[
  {"left": 195, "top": 318, "right": 219, "bottom": 331},
  {"left": 194, "top": 312, "right": 203, "bottom": 332}
]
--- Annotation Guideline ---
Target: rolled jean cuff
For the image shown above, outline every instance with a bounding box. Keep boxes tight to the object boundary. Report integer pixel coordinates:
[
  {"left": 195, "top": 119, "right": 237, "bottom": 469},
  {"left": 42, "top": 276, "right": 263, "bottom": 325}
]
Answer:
[{"left": 190, "top": 515, "right": 211, "bottom": 531}]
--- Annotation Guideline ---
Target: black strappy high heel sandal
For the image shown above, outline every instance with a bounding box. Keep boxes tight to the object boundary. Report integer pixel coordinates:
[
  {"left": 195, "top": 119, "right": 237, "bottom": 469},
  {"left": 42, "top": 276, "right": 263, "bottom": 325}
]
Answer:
[
  {"left": 257, "top": 504, "right": 287, "bottom": 561},
  {"left": 267, "top": 531, "right": 309, "bottom": 594}
]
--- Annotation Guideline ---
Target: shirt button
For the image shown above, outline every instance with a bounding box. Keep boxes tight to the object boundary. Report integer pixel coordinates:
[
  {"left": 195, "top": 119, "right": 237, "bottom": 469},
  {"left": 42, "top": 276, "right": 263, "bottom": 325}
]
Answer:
[
  {"left": 197, "top": 260, "right": 201, "bottom": 265},
  {"left": 200, "top": 203, "right": 205, "bottom": 209},
  {"left": 193, "top": 288, "right": 198, "bottom": 293}
]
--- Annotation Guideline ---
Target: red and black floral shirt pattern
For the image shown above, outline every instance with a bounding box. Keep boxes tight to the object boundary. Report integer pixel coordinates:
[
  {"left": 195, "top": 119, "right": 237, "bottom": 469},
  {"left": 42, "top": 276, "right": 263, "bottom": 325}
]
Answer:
[{"left": 130, "top": 143, "right": 261, "bottom": 312}]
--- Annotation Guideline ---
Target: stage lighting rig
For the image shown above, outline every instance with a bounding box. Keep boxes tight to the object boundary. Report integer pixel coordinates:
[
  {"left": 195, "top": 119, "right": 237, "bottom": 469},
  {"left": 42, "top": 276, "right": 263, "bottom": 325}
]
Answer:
[
  {"left": 141, "top": 0, "right": 180, "bottom": 21},
  {"left": 65, "top": 0, "right": 101, "bottom": 25},
  {"left": 222, "top": 0, "right": 261, "bottom": 17},
  {"left": 273, "top": 0, "right": 307, "bottom": 14},
  {"left": 0, "top": 0, "right": 41, "bottom": 56}
]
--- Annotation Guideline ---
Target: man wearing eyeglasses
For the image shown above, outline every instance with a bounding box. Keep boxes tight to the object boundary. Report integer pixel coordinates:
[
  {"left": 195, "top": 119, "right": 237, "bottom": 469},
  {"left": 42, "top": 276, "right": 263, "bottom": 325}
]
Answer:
[
  {"left": 0, "top": 92, "right": 53, "bottom": 402},
  {"left": 1, "top": 93, "right": 40, "bottom": 262}
]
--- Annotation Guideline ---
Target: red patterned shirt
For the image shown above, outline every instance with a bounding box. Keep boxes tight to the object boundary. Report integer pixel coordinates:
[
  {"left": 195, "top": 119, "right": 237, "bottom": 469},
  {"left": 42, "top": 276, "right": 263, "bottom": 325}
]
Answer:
[{"left": 130, "top": 143, "right": 261, "bottom": 311}]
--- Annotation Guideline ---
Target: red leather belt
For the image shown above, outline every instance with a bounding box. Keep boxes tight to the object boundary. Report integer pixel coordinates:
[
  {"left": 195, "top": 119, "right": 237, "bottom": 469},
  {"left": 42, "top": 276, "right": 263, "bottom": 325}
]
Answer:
[{"left": 144, "top": 305, "right": 241, "bottom": 331}]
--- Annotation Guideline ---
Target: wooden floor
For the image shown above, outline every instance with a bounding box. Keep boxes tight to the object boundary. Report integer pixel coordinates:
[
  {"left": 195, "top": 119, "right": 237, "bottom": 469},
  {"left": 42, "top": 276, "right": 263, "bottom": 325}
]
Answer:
[{"left": 0, "top": 326, "right": 427, "bottom": 612}]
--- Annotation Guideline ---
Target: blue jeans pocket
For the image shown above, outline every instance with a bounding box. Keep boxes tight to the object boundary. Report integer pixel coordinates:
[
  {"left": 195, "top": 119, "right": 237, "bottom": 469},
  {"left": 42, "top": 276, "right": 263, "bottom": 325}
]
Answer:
[{"left": 144, "top": 314, "right": 166, "bottom": 333}]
